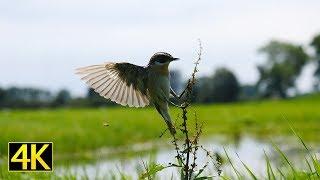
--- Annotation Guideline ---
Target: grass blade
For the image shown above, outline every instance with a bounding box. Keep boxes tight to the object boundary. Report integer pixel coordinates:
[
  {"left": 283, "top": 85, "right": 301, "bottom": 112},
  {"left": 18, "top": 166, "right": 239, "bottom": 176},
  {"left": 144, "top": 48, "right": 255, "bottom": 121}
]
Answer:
[
  {"left": 271, "top": 141, "right": 296, "bottom": 175},
  {"left": 236, "top": 153, "right": 257, "bottom": 180},
  {"left": 311, "top": 156, "right": 320, "bottom": 178},
  {"left": 289, "top": 124, "right": 320, "bottom": 178},
  {"left": 223, "top": 147, "right": 242, "bottom": 179},
  {"left": 305, "top": 157, "right": 313, "bottom": 173},
  {"left": 277, "top": 168, "right": 285, "bottom": 179},
  {"left": 264, "top": 150, "right": 276, "bottom": 180}
]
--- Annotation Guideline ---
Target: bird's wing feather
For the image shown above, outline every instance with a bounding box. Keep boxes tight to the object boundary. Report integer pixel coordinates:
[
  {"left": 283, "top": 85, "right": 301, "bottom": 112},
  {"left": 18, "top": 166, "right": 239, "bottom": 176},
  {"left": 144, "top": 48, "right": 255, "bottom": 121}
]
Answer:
[{"left": 76, "top": 62, "right": 150, "bottom": 107}]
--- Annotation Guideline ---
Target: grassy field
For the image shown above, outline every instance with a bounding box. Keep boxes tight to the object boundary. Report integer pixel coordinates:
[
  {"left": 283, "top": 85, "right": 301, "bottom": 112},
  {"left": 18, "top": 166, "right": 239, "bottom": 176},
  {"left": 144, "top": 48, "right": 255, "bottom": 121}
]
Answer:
[{"left": 0, "top": 94, "right": 319, "bottom": 160}]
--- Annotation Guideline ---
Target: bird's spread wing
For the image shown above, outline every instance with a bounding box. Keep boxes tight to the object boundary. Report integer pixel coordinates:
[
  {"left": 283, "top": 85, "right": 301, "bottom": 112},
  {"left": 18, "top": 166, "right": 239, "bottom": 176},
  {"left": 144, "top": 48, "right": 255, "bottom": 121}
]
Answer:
[{"left": 76, "top": 62, "right": 150, "bottom": 107}]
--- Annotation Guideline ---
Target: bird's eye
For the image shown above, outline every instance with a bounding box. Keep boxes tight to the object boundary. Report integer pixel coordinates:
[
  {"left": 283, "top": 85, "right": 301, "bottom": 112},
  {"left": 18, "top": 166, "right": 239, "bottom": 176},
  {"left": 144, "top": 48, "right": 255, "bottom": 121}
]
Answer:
[{"left": 157, "top": 59, "right": 166, "bottom": 63}]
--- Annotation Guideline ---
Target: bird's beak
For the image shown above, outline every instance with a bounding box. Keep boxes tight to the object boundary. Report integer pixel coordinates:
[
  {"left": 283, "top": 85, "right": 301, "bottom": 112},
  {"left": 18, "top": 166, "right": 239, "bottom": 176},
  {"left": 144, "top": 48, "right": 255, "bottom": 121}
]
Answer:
[{"left": 171, "top": 57, "right": 179, "bottom": 61}]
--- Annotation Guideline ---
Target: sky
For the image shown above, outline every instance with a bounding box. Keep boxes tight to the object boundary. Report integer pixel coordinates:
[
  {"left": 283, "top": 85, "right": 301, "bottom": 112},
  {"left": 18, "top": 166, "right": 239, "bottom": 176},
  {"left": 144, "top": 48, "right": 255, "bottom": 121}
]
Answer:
[{"left": 0, "top": 0, "right": 319, "bottom": 96}]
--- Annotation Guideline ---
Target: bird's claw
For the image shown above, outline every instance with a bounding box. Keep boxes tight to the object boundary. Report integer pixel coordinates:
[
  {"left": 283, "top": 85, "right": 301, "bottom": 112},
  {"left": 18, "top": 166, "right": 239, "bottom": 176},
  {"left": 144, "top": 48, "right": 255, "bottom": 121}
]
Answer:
[{"left": 180, "top": 102, "right": 189, "bottom": 108}]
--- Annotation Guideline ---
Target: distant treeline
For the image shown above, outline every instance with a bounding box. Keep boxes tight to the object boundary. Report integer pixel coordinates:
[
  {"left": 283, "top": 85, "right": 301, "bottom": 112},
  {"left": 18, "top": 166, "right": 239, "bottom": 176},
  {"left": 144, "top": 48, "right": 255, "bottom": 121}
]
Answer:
[
  {"left": 1, "top": 33, "right": 320, "bottom": 109},
  {"left": 0, "top": 86, "right": 118, "bottom": 109},
  {"left": 0, "top": 68, "right": 256, "bottom": 109}
]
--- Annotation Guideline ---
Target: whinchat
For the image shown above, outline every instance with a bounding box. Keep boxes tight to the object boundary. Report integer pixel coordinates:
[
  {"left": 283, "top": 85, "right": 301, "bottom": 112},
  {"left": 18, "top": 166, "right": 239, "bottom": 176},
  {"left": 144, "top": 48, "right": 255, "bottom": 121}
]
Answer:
[{"left": 75, "top": 52, "right": 180, "bottom": 134}]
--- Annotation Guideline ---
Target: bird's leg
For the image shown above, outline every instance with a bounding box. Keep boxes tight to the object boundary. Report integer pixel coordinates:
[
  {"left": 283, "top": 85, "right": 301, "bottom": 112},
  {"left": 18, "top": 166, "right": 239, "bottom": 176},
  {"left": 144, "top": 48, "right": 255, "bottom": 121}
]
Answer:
[
  {"left": 179, "top": 88, "right": 187, "bottom": 99},
  {"left": 169, "top": 87, "right": 182, "bottom": 106},
  {"left": 170, "top": 83, "right": 189, "bottom": 101},
  {"left": 168, "top": 89, "right": 187, "bottom": 108},
  {"left": 166, "top": 97, "right": 182, "bottom": 108},
  {"left": 170, "top": 87, "right": 188, "bottom": 107},
  {"left": 170, "top": 87, "right": 180, "bottom": 100},
  {"left": 165, "top": 93, "right": 182, "bottom": 108}
]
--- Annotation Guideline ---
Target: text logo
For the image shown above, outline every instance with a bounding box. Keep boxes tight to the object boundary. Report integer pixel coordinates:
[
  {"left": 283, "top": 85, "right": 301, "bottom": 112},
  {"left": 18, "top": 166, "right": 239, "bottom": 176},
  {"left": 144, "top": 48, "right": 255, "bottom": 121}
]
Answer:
[{"left": 8, "top": 142, "right": 53, "bottom": 171}]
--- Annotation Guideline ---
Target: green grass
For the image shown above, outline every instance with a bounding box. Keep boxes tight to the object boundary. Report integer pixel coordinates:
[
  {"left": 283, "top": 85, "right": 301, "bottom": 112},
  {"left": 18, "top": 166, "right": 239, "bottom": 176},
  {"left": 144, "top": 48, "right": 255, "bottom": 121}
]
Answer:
[
  {"left": 0, "top": 94, "right": 319, "bottom": 179},
  {"left": 0, "top": 94, "right": 319, "bottom": 160},
  {"left": 1, "top": 134, "right": 319, "bottom": 180}
]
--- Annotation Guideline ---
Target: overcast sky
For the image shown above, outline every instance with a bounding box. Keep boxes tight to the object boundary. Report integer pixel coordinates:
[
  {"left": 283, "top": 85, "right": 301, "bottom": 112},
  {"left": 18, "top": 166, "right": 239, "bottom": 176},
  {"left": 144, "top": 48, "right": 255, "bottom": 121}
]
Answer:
[{"left": 0, "top": 0, "right": 319, "bottom": 96}]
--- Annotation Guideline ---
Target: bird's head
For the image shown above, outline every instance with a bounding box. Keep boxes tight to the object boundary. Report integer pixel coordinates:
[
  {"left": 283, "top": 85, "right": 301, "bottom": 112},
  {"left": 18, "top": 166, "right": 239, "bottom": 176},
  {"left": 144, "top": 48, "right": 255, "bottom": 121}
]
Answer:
[{"left": 148, "top": 52, "right": 179, "bottom": 67}]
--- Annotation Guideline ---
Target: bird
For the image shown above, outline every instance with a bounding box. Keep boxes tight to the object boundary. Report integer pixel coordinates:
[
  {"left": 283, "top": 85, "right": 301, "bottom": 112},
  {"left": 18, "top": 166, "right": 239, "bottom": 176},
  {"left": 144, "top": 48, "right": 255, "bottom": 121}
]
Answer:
[{"left": 75, "top": 52, "right": 180, "bottom": 135}]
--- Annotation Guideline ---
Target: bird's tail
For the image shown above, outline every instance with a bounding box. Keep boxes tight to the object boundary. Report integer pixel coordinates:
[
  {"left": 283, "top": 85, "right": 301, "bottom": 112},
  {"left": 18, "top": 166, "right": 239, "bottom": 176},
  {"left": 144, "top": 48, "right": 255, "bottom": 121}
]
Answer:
[{"left": 155, "top": 104, "right": 176, "bottom": 135}]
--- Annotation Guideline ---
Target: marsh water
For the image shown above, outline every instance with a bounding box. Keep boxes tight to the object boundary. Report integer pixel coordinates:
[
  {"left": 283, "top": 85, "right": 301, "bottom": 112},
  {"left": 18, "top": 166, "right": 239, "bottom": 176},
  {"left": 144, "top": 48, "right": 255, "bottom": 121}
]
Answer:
[{"left": 56, "top": 135, "right": 320, "bottom": 179}]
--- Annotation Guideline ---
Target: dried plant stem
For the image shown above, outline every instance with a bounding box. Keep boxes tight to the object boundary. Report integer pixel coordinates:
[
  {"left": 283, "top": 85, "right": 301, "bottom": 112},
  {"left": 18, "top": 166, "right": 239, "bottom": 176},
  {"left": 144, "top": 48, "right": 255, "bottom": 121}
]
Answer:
[
  {"left": 178, "top": 40, "right": 202, "bottom": 104},
  {"left": 166, "top": 40, "right": 222, "bottom": 180},
  {"left": 182, "top": 107, "right": 191, "bottom": 179},
  {"left": 179, "top": 40, "right": 203, "bottom": 180},
  {"left": 190, "top": 112, "right": 203, "bottom": 179}
]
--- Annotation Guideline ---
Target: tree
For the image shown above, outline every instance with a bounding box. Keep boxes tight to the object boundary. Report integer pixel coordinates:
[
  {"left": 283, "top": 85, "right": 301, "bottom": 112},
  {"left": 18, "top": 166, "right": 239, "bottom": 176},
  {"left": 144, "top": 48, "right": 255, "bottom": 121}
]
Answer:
[
  {"left": 240, "top": 84, "right": 258, "bottom": 100},
  {"left": 0, "top": 87, "right": 52, "bottom": 108},
  {"left": 52, "top": 89, "right": 71, "bottom": 107},
  {"left": 210, "top": 68, "right": 240, "bottom": 102},
  {"left": 0, "top": 87, "right": 5, "bottom": 107},
  {"left": 192, "top": 68, "right": 240, "bottom": 103},
  {"left": 257, "top": 40, "right": 309, "bottom": 98},
  {"left": 192, "top": 77, "right": 213, "bottom": 103},
  {"left": 86, "top": 88, "right": 115, "bottom": 107},
  {"left": 310, "top": 33, "right": 320, "bottom": 91},
  {"left": 87, "top": 88, "right": 100, "bottom": 99}
]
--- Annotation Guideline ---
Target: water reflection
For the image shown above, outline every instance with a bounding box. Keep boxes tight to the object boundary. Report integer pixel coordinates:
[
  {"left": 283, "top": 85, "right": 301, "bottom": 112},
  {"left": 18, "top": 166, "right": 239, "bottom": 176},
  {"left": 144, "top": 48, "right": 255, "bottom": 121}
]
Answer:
[{"left": 56, "top": 136, "right": 319, "bottom": 179}]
